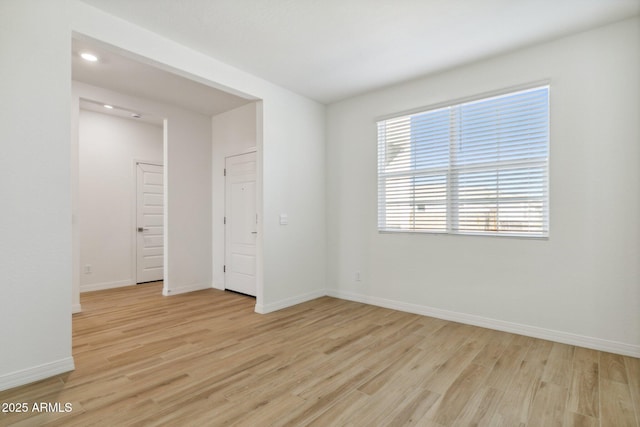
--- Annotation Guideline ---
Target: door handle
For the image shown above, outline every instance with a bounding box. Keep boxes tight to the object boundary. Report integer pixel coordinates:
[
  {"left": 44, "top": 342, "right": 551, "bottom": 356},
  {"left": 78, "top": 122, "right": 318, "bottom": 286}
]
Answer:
[
  {"left": 251, "top": 231, "right": 257, "bottom": 234},
  {"left": 137, "top": 227, "right": 149, "bottom": 232}
]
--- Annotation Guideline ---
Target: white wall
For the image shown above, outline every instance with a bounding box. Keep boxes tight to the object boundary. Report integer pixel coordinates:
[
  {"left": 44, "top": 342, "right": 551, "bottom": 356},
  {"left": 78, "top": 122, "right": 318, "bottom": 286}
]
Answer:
[
  {"left": 260, "top": 94, "right": 327, "bottom": 311},
  {"left": 78, "top": 110, "right": 162, "bottom": 291},
  {"left": 71, "top": 1, "right": 327, "bottom": 313},
  {"left": 73, "top": 82, "right": 213, "bottom": 299},
  {"left": 211, "top": 103, "right": 258, "bottom": 289},
  {"left": 165, "top": 107, "right": 214, "bottom": 295},
  {"left": 326, "top": 17, "right": 640, "bottom": 356},
  {"left": 0, "top": 0, "right": 74, "bottom": 390}
]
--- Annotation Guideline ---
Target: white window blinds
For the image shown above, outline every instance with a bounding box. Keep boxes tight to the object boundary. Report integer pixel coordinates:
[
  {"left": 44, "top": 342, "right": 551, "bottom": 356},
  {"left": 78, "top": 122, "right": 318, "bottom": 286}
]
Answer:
[{"left": 377, "top": 86, "right": 549, "bottom": 237}]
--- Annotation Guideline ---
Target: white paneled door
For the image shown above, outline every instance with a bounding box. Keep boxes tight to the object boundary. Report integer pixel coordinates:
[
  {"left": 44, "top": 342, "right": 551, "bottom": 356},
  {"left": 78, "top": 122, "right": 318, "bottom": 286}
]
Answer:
[
  {"left": 136, "top": 162, "right": 164, "bottom": 283},
  {"left": 225, "top": 152, "right": 257, "bottom": 296}
]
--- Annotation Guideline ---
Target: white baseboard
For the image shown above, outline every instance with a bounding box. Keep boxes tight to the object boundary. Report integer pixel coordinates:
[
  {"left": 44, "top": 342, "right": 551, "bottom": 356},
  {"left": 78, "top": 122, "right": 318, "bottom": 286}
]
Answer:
[
  {"left": 163, "top": 283, "right": 211, "bottom": 296},
  {"left": 0, "top": 357, "right": 75, "bottom": 392},
  {"left": 80, "top": 279, "right": 133, "bottom": 293},
  {"left": 211, "top": 282, "right": 224, "bottom": 291},
  {"left": 72, "top": 303, "right": 82, "bottom": 314},
  {"left": 326, "top": 289, "right": 640, "bottom": 358},
  {"left": 255, "top": 289, "right": 326, "bottom": 314}
]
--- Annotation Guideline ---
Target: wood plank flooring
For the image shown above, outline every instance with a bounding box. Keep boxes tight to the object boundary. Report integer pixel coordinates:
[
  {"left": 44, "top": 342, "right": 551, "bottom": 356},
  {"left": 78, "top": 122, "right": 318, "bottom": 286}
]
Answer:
[{"left": 0, "top": 282, "right": 638, "bottom": 426}]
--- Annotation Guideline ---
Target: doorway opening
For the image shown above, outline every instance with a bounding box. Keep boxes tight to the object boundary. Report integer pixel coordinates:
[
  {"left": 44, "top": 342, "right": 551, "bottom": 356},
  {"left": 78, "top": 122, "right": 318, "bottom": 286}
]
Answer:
[{"left": 71, "top": 35, "right": 262, "bottom": 312}]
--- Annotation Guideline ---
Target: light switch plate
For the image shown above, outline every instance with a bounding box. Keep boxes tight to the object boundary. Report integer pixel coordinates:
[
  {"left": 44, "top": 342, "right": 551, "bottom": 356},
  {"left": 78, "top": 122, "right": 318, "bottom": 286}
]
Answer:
[{"left": 279, "top": 214, "right": 288, "bottom": 225}]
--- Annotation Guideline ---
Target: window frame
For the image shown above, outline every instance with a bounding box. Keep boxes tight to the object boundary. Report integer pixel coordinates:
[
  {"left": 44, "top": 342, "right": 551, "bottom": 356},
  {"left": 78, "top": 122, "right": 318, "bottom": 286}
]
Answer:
[{"left": 377, "top": 83, "right": 550, "bottom": 239}]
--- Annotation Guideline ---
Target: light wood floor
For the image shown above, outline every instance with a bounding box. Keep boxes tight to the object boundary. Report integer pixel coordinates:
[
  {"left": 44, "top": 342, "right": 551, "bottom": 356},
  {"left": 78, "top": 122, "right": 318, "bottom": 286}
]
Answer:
[{"left": 1, "top": 283, "right": 638, "bottom": 426}]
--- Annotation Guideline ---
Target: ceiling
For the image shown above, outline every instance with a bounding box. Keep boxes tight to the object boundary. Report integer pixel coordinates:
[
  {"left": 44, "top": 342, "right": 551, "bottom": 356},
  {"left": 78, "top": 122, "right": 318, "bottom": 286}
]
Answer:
[
  {"left": 79, "top": 0, "right": 639, "bottom": 104},
  {"left": 72, "top": 38, "right": 253, "bottom": 117}
]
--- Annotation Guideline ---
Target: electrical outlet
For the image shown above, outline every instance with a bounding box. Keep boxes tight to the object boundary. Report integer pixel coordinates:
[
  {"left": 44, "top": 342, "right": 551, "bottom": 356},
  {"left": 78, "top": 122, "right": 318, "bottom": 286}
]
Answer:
[{"left": 84, "top": 264, "right": 92, "bottom": 274}]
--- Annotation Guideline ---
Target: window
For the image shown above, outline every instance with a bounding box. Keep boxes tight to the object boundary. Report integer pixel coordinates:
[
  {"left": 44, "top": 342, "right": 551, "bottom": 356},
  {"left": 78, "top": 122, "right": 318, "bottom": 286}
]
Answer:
[{"left": 377, "top": 86, "right": 549, "bottom": 237}]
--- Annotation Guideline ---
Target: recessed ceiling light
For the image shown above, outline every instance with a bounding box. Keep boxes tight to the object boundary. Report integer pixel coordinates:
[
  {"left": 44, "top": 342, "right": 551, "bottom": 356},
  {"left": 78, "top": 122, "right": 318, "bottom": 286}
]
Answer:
[
  {"left": 80, "top": 52, "right": 98, "bottom": 62},
  {"left": 103, "top": 105, "right": 113, "bottom": 109}
]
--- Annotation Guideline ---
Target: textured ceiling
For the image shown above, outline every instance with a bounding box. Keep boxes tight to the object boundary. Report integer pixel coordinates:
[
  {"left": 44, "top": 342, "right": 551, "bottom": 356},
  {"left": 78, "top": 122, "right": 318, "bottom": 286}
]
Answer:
[{"left": 79, "top": 0, "right": 639, "bottom": 104}]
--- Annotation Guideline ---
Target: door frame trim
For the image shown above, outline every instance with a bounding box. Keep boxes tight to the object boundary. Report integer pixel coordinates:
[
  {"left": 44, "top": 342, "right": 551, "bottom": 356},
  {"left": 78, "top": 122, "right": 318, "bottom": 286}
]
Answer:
[{"left": 132, "top": 159, "right": 163, "bottom": 285}]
